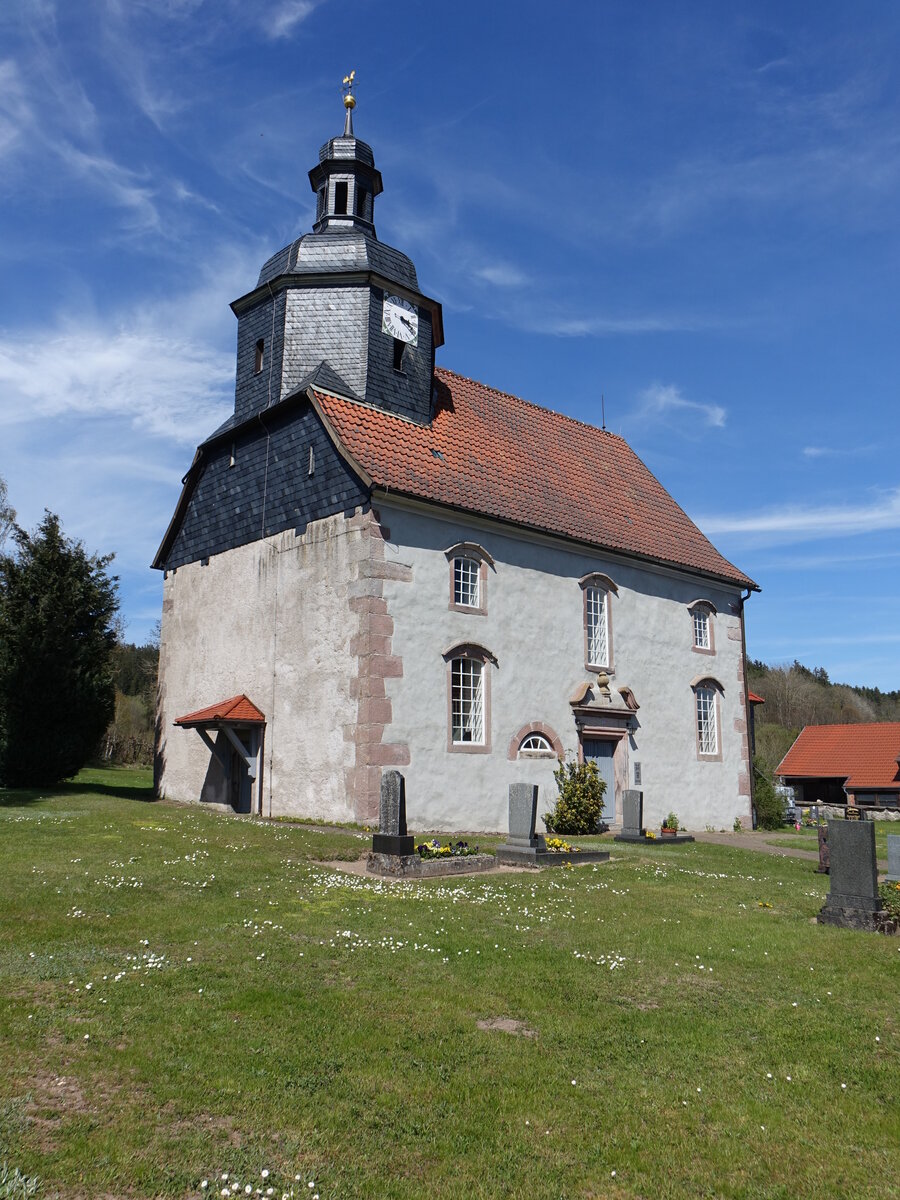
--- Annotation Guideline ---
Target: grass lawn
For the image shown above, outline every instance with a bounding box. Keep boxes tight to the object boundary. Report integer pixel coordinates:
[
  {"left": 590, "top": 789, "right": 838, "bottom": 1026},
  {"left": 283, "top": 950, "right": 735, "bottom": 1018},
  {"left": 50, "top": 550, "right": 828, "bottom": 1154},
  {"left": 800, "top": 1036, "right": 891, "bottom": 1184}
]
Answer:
[
  {"left": 1, "top": 767, "right": 898, "bottom": 1200},
  {"left": 766, "top": 823, "right": 895, "bottom": 860}
]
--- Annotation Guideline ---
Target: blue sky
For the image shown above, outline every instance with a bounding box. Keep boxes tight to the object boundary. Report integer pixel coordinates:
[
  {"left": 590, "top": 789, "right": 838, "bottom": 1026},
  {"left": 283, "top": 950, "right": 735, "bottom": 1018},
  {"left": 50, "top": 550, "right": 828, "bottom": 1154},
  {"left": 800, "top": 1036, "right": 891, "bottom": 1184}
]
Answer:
[{"left": 1, "top": 1, "right": 899, "bottom": 688}]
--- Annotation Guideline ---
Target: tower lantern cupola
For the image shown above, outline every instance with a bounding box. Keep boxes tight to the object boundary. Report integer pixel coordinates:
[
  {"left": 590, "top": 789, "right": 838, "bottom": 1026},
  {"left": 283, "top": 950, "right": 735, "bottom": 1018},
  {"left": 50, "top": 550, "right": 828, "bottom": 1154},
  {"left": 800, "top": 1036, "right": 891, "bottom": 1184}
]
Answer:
[{"left": 308, "top": 72, "right": 383, "bottom": 235}]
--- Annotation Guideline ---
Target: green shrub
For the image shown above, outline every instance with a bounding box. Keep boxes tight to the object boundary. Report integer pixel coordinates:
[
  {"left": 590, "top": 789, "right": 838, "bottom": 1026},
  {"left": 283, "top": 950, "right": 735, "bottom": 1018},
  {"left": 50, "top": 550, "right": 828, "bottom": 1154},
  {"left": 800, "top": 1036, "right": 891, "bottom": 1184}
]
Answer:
[
  {"left": 662, "top": 811, "right": 680, "bottom": 831},
  {"left": 543, "top": 758, "right": 605, "bottom": 835},
  {"left": 753, "top": 756, "right": 784, "bottom": 830}
]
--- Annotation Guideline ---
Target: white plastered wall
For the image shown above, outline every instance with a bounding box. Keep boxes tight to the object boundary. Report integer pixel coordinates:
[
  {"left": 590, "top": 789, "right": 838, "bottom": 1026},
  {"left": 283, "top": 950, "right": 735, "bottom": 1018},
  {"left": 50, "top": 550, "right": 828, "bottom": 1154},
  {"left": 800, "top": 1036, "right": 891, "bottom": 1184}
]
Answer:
[
  {"left": 157, "top": 515, "right": 360, "bottom": 821},
  {"left": 377, "top": 500, "right": 751, "bottom": 834}
]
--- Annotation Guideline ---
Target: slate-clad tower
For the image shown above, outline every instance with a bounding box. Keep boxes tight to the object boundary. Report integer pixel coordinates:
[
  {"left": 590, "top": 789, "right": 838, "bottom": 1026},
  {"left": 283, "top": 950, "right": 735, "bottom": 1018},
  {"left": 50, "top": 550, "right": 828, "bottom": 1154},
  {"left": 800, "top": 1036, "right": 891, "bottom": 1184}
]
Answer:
[
  {"left": 155, "top": 89, "right": 444, "bottom": 572},
  {"left": 230, "top": 97, "right": 443, "bottom": 427}
]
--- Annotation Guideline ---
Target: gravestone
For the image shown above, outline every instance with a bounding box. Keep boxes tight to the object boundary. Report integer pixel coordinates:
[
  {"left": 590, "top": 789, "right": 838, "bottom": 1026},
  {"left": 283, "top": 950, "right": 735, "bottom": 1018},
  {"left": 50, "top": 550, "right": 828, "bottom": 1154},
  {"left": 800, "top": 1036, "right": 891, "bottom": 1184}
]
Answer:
[
  {"left": 370, "top": 770, "right": 415, "bottom": 857},
  {"left": 816, "top": 825, "right": 829, "bottom": 874},
  {"left": 614, "top": 790, "right": 646, "bottom": 843},
  {"left": 818, "top": 820, "right": 895, "bottom": 933},
  {"left": 887, "top": 834, "right": 900, "bottom": 884},
  {"left": 507, "top": 783, "right": 543, "bottom": 849},
  {"left": 495, "top": 783, "right": 609, "bottom": 868}
]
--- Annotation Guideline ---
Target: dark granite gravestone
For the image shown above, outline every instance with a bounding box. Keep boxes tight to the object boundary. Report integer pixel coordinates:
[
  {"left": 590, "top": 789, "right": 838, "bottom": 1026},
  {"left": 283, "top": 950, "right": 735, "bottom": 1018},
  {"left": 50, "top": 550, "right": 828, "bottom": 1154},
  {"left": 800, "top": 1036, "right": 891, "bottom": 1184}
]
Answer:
[
  {"left": 818, "top": 820, "right": 896, "bottom": 933},
  {"left": 371, "top": 770, "right": 415, "bottom": 857},
  {"left": 495, "top": 783, "right": 609, "bottom": 868},
  {"left": 507, "top": 783, "right": 543, "bottom": 849},
  {"left": 886, "top": 834, "right": 900, "bottom": 885},
  {"left": 614, "top": 790, "right": 648, "bottom": 843},
  {"left": 816, "top": 825, "right": 830, "bottom": 874}
]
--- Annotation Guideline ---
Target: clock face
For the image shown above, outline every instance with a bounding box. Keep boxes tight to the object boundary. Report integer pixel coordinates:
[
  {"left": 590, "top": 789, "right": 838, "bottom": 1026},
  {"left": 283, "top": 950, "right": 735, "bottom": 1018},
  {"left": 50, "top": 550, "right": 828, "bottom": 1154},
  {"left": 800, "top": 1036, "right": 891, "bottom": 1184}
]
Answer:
[{"left": 382, "top": 294, "right": 418, "bottom": 346}]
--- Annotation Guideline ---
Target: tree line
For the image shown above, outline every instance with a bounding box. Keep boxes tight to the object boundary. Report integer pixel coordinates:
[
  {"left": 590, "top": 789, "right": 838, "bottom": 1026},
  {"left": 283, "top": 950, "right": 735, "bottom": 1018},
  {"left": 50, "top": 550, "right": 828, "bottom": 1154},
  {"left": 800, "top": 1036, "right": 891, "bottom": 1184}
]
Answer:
[
  {"left": 748, "top": 658, "right": 900, "bottom": 779},
  {"left": 0, "top": 478, "right": 157, "bottom": 786}
]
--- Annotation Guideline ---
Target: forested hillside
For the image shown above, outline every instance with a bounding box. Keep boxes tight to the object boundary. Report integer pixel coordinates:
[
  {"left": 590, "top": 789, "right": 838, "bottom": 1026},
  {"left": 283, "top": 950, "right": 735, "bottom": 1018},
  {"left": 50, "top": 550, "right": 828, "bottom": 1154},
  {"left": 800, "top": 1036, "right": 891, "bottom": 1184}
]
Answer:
[
  {"left": 748, "top": 659, "right": 900, "bottom": 776},
  {"left": 101, "top": 639, "right": 158, "bottom": 765}
]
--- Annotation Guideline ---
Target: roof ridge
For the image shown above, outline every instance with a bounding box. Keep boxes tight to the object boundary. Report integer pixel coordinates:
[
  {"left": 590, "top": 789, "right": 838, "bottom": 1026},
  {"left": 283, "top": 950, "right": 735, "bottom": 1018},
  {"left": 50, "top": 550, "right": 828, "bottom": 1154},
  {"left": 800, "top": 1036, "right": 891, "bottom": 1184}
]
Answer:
[
  {"left": 799, "top": 721, "right": 900, "bottom": 731},
  {"left": 313, "top": 389, "right": 430, "bottom": 428},
  {"left": 435, "top": 365, "right": 628, "bottom": 444}
]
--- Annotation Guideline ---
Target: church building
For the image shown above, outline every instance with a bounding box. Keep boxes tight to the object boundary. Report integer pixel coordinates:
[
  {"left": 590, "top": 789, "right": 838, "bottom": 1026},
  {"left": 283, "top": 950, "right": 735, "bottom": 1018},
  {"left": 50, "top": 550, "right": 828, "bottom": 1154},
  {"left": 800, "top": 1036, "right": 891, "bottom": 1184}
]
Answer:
[{"left": 153, "top": 86, "right": 758, "bottom": 833}]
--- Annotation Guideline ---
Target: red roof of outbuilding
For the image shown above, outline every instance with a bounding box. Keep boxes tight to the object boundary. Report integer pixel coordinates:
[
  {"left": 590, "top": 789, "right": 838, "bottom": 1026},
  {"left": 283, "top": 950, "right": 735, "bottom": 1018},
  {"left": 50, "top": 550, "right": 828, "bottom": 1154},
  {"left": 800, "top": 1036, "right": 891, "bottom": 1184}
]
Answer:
[
  {"left": 175, "top": 695, "right": 266, "bottom": 726},
  {"left": 748, "top": 691, "right": 765, "bottom": 704},
  {"left": 776, "top": 723, "right": 900, "bottom": 790},
  {"left": 312, "top": 367, "right": 755, "bottom": 589}
]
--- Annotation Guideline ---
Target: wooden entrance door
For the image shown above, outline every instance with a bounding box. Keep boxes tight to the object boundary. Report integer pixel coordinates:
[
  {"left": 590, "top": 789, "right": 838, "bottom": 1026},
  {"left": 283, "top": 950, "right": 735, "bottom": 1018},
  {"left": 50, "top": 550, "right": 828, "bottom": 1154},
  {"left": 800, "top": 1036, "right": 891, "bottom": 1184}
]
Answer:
[{"left": 583, "top": 739, "right": 616, "bottom": 822}]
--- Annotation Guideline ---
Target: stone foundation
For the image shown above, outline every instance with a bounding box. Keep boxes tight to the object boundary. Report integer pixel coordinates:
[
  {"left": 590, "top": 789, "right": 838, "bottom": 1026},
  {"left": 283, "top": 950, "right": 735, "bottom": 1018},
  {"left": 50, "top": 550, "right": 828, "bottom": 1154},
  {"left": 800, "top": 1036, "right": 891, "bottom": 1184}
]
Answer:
[{"left": 366, "top": 852, "right": 495, "bottom": 878}]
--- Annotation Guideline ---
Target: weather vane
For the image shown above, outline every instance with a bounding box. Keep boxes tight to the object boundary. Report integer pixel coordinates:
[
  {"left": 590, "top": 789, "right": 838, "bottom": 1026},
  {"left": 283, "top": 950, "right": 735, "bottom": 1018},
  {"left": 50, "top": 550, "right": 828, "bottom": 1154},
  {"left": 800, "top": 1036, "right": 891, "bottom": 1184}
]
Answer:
[
  {"left": 341, "top": 70, "right": 357, "bottom": 110},
  {"left": 341, "top": 70, "right": 356, "bottom": 135}
]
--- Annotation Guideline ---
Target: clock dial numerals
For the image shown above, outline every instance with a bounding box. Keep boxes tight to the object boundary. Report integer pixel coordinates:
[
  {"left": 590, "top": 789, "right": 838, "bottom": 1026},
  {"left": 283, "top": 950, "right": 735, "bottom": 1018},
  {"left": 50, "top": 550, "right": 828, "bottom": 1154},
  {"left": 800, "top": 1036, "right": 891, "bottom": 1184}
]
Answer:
[{"left": 382, "top": 294, "right": 418, "bottom": 346}]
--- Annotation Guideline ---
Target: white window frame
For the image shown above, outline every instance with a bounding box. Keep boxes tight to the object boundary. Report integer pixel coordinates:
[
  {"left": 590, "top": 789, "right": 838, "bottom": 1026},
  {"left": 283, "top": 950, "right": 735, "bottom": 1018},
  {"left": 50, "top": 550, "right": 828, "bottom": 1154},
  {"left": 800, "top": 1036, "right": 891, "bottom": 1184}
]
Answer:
[
  {"left": 696, "top": 687, "right": 717, "bottom": 755},
  {"left": 453, "top": 556, "right": 480, "bottom": 609},
  {"left": 691, "top": 675, "right": 724, "bottom": 760},
  {"left": 586, "top": 587, "right": 608, "bottom": 667},
  {"left": 444, "top": 542, "right": 493, "bottom": 615},
  {"left": 452, "top": 657, "right": 484, "bottom": 745},
  {"left": 517, "top": 732, "right": 555, "bottom": 758},
  {"left": 579, "top": 573, "right": 618, "bottom": 673},
  {"left": 444, "top": 642, "right": 495, "bottom": 754},
  {"left": 693, "top": 608, "right": 710, "bottom": 650},
  {"left": 688, "top": 599, "right": 717, "bottom": 655}
]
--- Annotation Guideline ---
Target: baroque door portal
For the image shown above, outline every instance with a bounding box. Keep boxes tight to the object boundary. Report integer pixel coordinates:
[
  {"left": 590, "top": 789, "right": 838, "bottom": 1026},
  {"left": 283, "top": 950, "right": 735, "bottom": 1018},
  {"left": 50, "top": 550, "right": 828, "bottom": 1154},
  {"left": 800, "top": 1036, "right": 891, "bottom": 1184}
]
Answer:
[{"left": 582, "top": 739, "right": 616, "bottom": 823}]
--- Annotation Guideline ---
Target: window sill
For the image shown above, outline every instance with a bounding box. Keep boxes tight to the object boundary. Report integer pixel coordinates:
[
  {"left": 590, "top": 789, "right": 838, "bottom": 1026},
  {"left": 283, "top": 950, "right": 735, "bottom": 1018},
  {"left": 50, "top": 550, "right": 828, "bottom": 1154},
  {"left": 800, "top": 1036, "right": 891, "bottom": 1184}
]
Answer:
[
  {"left": 448, "top": 741, "right": 491, "bottom": 755},
  {"left": 449, "top": 602, "right": 487, "bottom": 615}
]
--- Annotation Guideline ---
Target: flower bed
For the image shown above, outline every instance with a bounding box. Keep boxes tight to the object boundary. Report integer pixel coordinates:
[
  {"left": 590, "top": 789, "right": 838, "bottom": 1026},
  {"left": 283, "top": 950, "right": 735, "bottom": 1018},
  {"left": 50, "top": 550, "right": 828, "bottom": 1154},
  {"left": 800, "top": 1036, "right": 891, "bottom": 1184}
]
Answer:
[
  {"left": 545, "top": 837, "right": 579, "bottom": 853},
  {"left": 416, "top": 839, "right": 481, "bottom": 860}
]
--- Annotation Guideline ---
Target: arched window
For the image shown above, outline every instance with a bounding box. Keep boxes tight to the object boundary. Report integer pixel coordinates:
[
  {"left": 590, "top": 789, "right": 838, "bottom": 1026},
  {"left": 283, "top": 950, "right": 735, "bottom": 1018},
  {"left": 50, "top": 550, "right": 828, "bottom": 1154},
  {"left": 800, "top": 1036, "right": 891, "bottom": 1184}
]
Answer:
[
  {"left": 691, "top": 675, "right": 724, "bottom": 760},
  {"left": 579, "top": 573, "right": 618, "bottom": 672},
  {"left": 445, "top": 542, "right": 494, "bottom": 615},
  {"left": 443, "top": 643, "right": 495, "bottom": 753},
  {"left": 519, "top": 733, "right": 553, "bottom": 757},
  {"left": 507, "top": 722, "right": 564, "bottom": 761},
  {"left": 688, "top": 600, "right": 717, "bottom": 654}
]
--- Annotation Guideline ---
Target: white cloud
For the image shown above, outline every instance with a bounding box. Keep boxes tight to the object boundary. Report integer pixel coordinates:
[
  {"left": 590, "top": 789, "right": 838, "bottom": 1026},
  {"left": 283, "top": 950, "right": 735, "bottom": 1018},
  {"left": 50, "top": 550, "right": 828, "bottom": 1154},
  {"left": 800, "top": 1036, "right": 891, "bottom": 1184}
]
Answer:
[
  {"left": 473, "top": 262, "right": 529, "bottom": 288},
  {"left": 633, "top": 382, "right": 726, "bottom": 428},
  {"left": 0, "top": 323, "right": 232, "bottom": 445},
  {"left": 263, "top": 0, "right": 317, "bottom": 38},
  {"left": 802, "top": 443, "right": 877, "bottom": 459},
  {"left": 0, "top": 246, "right": 262, "bottom": 447},
  {"left": 699, "top": 488, "right": 900, "bottom": 538}
]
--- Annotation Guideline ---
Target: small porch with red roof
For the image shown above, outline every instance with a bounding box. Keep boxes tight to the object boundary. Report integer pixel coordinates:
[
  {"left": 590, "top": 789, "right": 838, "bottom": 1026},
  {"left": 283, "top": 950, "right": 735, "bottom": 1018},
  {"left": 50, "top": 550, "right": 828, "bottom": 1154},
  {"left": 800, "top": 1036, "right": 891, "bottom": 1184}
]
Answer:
[{"left": 174, "top": 695, "right": 266, "bottom": 814}]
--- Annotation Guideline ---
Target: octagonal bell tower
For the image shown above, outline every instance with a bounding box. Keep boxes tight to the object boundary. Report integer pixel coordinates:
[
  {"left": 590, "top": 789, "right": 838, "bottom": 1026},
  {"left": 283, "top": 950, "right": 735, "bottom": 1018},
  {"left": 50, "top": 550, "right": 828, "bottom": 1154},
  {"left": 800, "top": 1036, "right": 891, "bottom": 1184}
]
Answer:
[{"left": 228, "top": 76, "right": 443, "bottom": 427}]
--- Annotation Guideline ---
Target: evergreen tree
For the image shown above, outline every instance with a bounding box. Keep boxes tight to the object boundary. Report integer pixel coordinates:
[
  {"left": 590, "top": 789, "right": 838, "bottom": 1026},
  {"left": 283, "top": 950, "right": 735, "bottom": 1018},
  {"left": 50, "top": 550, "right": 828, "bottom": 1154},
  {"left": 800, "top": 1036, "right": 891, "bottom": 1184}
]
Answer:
[
  {"left": 0, "top": 512, "right": 119, "bottom": 786},
  {"left": 0, "top": 476, "right": 14, "bottom": 549}
]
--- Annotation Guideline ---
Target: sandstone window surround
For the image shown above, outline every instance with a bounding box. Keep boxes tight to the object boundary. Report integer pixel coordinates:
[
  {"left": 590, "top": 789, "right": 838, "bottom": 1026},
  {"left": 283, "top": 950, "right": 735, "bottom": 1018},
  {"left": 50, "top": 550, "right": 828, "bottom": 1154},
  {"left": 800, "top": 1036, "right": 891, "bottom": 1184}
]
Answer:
[
  {"left": 579, "top": 573, "right": 618, "bottom": 673},
  {"left": 688, "top": 598, "right": 717, "bottom": 655},
  {"left": 507, "top": 723, "right": 564, "bottom": 761},
  {"left": 443, "top": 642, "right": 497, "bottom": 754},
  {"left": 691, "top": 674, "right": 724, "bottom": 761},
  {"left": 444, "top": 542, "right": 494, "bottom": 615}
]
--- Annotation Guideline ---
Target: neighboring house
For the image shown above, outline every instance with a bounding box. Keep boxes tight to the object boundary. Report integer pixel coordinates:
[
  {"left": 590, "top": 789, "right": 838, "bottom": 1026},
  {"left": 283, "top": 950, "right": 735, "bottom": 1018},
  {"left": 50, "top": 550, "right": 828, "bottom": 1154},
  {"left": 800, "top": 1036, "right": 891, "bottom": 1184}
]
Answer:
[
  {"left": 776, "top": 723, "right": 900, "bottom": 810},
  {"left": 153, "top": 95, "right": 759, "bottom": 833}
]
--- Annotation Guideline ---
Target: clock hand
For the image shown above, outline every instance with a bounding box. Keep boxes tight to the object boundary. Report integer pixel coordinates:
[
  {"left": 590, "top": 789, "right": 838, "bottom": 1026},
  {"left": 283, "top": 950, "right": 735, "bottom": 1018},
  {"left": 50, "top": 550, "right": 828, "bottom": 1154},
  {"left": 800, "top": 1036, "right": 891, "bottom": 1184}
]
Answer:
[{"left": 398, "top": 314, "right": 414, "bottom": 330}]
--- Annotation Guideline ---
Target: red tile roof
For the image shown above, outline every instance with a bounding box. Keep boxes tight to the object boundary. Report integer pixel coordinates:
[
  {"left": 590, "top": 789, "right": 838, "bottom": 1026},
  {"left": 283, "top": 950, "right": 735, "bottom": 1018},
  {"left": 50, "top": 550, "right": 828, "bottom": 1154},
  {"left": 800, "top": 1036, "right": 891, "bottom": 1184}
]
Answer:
[
  {"left": 312, "top": 368, "right": 755, "bottom": 588},
  {"left": 776, "top": 723, "right": 900, "bottom": 790},
  {"left": 175, "top": 695, "right": 266, "bottom": 726}
]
